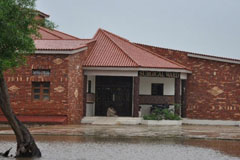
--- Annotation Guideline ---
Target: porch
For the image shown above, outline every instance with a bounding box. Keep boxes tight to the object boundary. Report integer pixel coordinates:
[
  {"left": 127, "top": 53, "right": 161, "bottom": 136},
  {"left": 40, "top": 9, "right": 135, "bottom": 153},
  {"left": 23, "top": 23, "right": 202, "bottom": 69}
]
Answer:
[{"left": 83, "top": 70, "right": 189, "bottom": 118}]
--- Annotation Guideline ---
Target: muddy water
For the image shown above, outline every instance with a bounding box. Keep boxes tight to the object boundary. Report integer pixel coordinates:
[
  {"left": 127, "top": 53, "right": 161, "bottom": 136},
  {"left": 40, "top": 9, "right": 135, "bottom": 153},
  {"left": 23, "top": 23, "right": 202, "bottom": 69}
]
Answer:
[{"left": 0, "top": 135, "right": 240, "bottom": 160}]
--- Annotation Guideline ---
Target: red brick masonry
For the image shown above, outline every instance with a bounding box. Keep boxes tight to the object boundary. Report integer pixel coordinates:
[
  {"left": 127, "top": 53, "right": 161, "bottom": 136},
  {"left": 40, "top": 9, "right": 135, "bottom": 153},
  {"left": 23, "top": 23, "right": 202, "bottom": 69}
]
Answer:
[
  {"left": 1, "top": 40, "right": 95, "bottom": 124},
  {"left": 137, "top": 44, "right": 240, "bottom": 120},
  {"left": 1, "top": 29, "right": 240, "bottom": 123}
]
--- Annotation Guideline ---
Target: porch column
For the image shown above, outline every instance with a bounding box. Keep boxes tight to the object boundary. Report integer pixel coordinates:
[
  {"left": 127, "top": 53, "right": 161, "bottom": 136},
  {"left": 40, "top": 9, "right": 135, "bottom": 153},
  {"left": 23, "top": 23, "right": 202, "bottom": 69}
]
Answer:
[
  {"left": 181, "top": 80, "right": 187, "bottom": 117},
  {"left": 83, "top": 75, "right": 87, "bottom": 117},
  {"left": 133, "top": 77, "right": 139, "bottom": 117},
  {"left": 175, "top": 77, "right": 181, "bottom": 115}
]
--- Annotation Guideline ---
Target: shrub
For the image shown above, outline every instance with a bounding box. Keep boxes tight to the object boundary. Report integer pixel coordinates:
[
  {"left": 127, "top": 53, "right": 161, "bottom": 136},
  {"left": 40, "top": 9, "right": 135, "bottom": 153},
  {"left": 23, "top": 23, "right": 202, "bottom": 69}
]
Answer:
[{"left": 143, "top": 108, "right": 181, "bottom": 120}]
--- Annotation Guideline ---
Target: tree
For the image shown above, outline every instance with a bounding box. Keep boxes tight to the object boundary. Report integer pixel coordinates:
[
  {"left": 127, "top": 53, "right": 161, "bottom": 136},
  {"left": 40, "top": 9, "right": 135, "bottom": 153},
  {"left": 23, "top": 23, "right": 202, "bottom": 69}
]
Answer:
[{"left": 0, "top": 0, "right": 53, "bottom": 157}]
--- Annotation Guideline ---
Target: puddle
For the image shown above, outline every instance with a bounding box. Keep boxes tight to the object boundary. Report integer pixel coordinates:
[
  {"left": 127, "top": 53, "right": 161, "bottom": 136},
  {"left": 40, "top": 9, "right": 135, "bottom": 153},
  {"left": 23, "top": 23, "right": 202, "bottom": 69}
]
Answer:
[{"left": 0, "top": 135, "right": 240, "bottom": 160}]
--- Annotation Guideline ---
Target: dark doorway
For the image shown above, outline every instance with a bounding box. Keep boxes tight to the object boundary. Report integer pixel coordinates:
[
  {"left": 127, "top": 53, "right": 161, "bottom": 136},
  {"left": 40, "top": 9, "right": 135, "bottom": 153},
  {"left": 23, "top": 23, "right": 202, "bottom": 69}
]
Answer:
[{"left": 95, "top": 76, "right": 132, "bottom": 116}]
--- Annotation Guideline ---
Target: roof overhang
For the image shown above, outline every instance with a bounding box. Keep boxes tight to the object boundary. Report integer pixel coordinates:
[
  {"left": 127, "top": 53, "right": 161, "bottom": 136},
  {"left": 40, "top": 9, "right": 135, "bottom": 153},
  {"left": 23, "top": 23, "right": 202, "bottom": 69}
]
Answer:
[
  {"left": 188, "top": 53, "right": 240, "bottom": 64},
  {"left": 35, "top": 47, "right": 88, "bottom": 55},
  {"left": 83, "top": 67, "right": 192, "bottom": 73}
]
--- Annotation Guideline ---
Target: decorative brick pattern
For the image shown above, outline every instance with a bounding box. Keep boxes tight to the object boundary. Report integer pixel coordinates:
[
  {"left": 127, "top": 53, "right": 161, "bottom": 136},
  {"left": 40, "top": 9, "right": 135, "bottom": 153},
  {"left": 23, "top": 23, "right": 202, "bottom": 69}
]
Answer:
[
  {"left": 1, "top": 41, "right": 96, "bottom": 124},
  {"left": 137, "top": 44, "right": 240, "bottom": 120},
  {"left": 54, "top": 86, "right": 65, "bottom": 93},
  {"left": 53, "top": 58, "right": 64, "bottom": 65},
  {"left": 66, "top": 41, "right": 95, "bottom": 123},
  {"left": 1, "top": 37, "right": 239, "bottom": 123},
  {"left": 8, "top": 85, "right": 20, "bottom": 93},
  {"left": 208, "top": 87, "right": 224, "bottom": 97},
  {"left": 2, "top": 54, "right": 69, "bottom": 119}
]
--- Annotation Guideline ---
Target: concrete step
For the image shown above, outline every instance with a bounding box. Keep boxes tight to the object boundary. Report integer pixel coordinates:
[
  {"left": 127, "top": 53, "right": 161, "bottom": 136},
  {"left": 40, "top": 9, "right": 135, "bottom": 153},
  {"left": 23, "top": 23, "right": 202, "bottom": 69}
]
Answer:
[{"left": 81, "top": 117, "right": 142, "bottom": 125}]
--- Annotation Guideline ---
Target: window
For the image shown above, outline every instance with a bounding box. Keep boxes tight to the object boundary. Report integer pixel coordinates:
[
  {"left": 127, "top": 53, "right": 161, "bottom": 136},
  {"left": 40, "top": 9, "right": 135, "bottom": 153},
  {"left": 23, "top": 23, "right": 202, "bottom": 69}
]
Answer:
[
  {"left": 32, "top": 69, "right": 50, "bottom": 76},
  {"left": 32, "top": 82, "right": 50, "bottom": 101},
  {"left": 151, "top": 83, "right": 164, "bottom": 96}
]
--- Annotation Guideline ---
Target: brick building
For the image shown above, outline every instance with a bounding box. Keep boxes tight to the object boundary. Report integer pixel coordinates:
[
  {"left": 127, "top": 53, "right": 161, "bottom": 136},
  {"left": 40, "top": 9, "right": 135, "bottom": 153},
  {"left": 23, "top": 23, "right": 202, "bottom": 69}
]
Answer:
[{"left": 1, "top": 13, "right": 240, "bottom": 124}]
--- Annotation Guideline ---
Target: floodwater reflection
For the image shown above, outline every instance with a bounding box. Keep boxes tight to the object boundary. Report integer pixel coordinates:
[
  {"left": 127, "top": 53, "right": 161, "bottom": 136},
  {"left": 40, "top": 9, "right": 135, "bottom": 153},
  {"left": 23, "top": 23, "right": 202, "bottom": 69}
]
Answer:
[{"left": 0, "top": 135, "right": 240, "bottom": 160}]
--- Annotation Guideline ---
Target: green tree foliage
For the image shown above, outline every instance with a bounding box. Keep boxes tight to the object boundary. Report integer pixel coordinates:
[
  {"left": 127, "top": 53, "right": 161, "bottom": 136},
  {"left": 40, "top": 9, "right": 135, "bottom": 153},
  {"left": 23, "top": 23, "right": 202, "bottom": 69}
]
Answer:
[
  {"left": 0, "top": 0, "right": 57, "bottom": 72},
  {"left": 0, "top": 0, "right": 40, "bottom": 72},
  {"left": 0, "top": 0, "right": 55, "bottom": 157}
]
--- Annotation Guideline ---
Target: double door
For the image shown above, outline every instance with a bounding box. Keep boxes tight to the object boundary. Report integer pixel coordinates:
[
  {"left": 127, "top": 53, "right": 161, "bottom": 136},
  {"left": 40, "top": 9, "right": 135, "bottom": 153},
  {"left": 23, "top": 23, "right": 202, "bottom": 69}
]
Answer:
[{"left": 95, "top": 76, "right": 132, "bottom": 116}]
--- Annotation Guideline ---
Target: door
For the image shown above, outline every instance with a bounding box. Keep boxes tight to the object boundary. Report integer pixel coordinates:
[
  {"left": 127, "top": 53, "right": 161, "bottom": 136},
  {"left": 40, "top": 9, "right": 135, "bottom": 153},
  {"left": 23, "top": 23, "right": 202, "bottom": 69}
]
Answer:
[{"left": 95, "top": 76, "right": 132, "bottom": 116}]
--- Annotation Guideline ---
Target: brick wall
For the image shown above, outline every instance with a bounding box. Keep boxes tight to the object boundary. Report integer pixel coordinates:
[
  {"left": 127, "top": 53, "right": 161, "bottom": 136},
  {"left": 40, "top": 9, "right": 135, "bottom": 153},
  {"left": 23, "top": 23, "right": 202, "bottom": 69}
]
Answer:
[
  {"left": 137, "top": 44, "right": 240, "bottom": 120},
  {"left": 66, "top": 41, "right": 96, "bottom": 123},
  {"left": 1, "top": 41, "right": 95, "bottom": 124},
  {"left": 3, "top": 54, "right": 69, "bottom": 117}
]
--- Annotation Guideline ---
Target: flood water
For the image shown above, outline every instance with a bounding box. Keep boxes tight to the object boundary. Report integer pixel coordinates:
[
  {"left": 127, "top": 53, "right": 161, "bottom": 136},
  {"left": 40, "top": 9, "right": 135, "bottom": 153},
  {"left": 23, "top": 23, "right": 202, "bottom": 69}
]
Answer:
[{"left": 0, "top": 135, "right": 240, "bottom": 160}]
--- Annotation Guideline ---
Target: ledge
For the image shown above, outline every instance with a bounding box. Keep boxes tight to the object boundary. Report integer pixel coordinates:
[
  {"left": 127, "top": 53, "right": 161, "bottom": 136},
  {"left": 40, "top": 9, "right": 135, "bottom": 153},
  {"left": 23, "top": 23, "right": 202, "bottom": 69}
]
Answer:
[
  {"left": 0, "top": 116, "right": 67, "bottom": 124},
  {"left": 81, "top": 117, "right": 182, "bottom": 126},
  {"left": 141, "top": 120, "right": 182, "bottom": 126},
  {"left": 182, "top": 118, "right": 240, "bottom": 126}
]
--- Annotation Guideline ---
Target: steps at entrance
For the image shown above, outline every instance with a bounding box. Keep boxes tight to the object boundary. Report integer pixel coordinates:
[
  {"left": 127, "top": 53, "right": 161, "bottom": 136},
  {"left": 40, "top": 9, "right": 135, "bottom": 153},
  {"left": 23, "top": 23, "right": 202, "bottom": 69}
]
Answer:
[{"left": 81, "top": 117, "right": 142, "bottom": 125}]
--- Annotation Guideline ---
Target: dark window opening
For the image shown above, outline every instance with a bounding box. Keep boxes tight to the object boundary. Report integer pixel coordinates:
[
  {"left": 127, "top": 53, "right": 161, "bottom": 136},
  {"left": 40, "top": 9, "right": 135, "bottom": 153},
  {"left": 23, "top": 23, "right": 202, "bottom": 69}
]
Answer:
[
  {"left": 88, "top": 80, "right": 91, "bottom": 93},
  {"left": 151, "top": 83, "right": 164, "bottom": 96},
  {"left": 32, "top": 69, "right": 50, "bottom": 76},
  {"left": 32, "top": 82, "right": 50, "bottom": 101}
]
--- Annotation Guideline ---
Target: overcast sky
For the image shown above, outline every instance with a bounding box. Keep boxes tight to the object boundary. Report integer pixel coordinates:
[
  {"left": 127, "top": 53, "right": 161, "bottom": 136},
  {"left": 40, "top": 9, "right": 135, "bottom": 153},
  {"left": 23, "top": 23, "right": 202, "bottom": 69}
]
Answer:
[{"left": 36, "top": 0, "right": 240, "bottom": 59}]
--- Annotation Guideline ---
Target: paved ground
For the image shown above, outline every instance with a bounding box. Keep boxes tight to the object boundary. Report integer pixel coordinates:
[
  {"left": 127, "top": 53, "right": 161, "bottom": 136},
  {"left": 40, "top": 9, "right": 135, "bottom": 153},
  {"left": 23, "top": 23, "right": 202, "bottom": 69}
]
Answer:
[{"left": 0, "top": 124, "right": 240, "bottom": 140}]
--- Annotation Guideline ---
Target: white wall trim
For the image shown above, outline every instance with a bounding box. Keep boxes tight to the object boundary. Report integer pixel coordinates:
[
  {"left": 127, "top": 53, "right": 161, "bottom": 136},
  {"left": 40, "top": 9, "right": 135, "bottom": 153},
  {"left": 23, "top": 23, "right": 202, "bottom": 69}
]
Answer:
[
  {"left": 188, "top": 53, "right": 240, "bottom": 64},
  {"left": 83, "top": 67, "right": 192, "bottom": 73},
  {"left": 35, "top": 47, "right": 88, "bottom": 55},
  {"left": 84, "top": 70, "right": 138, "bottom": 77},
  {"left": 180, "top": 73, "right": 187, "bottom": 80}
]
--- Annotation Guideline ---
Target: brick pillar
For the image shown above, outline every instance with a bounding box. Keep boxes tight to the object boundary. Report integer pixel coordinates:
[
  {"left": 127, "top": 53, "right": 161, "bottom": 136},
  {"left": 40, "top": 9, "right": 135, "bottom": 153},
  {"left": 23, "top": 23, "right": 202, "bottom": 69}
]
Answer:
[
  {"left": 175, "top": 78, "right": 181, "bottom": 115},
  {"left": 133, "top": 77, "right": 139, "bottom": 117},
  {"left": 83, "top": 75, "right": 87, "bottom": 117},
  {"left": 181, "top": 80, "right": 187, "bottom": 117}
]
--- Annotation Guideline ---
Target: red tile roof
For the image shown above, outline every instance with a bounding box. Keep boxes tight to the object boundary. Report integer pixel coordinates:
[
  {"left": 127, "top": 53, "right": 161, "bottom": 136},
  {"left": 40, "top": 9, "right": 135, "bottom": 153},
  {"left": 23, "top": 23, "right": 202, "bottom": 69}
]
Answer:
[
  {"left": 35, "top": 39, "right": 92, "bottom": 50},
  {"left": 37, "top": 27, "right": 80, "bottom": 40},
  {"left": 84, "top": 29, "right": 137, "bottom": 67},
  {"left": 136, "top": 43, "right": 240, "bottom": 64},
  {"left": 84, "top": 29, "right": 189, "bottom": 70},
  {"left": 35, "top": 27, "right": 93, "bottom": 51}
]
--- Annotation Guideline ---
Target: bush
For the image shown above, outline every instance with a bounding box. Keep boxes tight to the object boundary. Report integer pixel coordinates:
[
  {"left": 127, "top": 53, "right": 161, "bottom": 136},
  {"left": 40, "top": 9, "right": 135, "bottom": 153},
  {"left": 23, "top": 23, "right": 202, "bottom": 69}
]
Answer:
[{"left": 143, "top": 108, "right": 181, "bottom": 120}]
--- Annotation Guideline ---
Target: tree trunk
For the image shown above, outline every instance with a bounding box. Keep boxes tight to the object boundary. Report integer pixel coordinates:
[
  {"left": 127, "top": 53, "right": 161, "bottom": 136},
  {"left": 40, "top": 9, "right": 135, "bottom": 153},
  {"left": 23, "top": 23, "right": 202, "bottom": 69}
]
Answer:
[{"left": 0, "top": 71, "right": 41, "bottom": 158}]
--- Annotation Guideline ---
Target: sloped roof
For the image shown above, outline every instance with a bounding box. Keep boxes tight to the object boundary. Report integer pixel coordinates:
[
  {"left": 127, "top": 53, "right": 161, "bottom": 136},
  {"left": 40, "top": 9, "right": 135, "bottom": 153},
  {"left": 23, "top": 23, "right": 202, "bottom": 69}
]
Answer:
[
  {"left": 35, "top": 40, "right": 91, "bottom": 51},
  {"left": 84, "top": 29, "right": 189, "bottom": 70},
  {"left": 34, "top": 27, "right": 92, "bottom": 51},
  {"left": 37, "top": 27, "right": 80, "bottom": 40},
  {"left": 36, "top": 10, "right": 50, "bottom": 18},
  {"left": 136, "top": 43, "right": 240, "bottom": 64}
]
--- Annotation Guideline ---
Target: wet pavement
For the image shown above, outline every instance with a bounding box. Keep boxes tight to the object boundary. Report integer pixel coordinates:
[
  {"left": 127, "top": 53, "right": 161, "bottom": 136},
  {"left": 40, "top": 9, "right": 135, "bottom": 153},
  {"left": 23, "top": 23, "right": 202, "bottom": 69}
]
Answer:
[
  {"left": 0, "top": 124, "right": 240, "bottom": 140},
  {"left": 1, "top": 125, "right": 240, "bottom": 159},
  {"left": 1, "top": 135, "right": 240, "bottom": 160}
]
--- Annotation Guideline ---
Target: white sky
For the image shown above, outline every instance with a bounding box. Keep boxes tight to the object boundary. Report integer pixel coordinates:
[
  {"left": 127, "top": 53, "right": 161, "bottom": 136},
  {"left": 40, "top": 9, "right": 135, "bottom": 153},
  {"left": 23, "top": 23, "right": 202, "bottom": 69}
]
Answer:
[{"left": 36, "top": 0, "right": 240, "bottom": 59}]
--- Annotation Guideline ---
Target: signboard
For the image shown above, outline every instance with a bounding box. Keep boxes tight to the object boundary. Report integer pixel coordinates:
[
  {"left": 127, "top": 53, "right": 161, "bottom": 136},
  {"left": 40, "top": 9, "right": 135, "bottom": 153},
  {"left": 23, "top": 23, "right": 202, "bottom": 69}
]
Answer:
[{"left": 138, "top": 71, "right": 180, "bottom": 78}]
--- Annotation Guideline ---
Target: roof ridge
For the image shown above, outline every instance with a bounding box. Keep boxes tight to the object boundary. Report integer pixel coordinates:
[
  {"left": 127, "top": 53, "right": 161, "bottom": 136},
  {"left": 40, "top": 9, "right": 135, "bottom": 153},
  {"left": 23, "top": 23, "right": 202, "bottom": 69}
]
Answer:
[
  {"left": 93, "top": 28, "right": 102, "bottom": 39},
  {"left": 100, "top": 29, "right": 139, "bottom": 67},
  {"left": 39, "top": 27, "right": 63, "bottom": 39},
  {"left": 35, "top": 39, "right": 93, "bottom": 41},
  {"left": 102, "top": 29, "right": 189, "bottom": 70},
  {"left": 101, "top": 29, "right": 130, "bottom": 42},
  {"left": 133, "top": 43, "right": 190, "bottom": 70},
  {"left": 39, "top": 27, "right": 80, "bottom": 40},
  {"left": 135, "top": 42, "right": 240, "bottom": 63}
]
